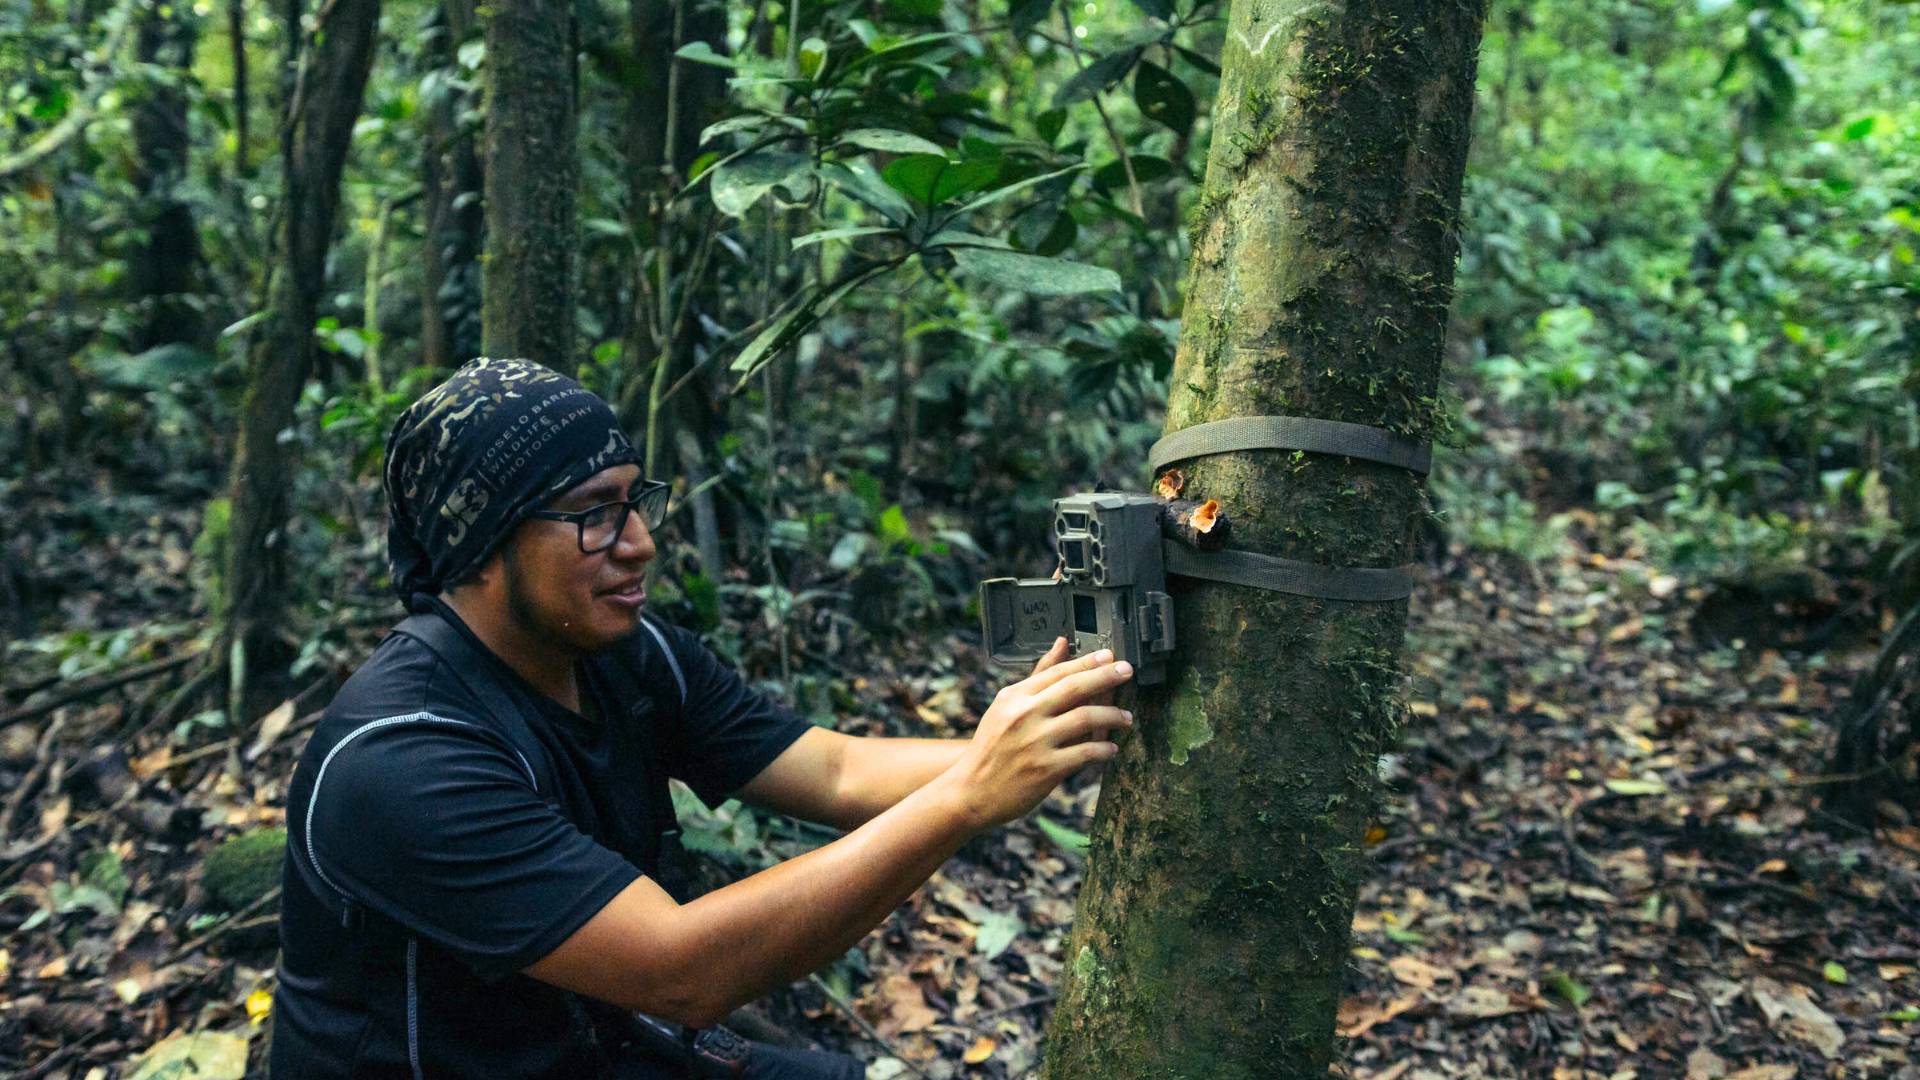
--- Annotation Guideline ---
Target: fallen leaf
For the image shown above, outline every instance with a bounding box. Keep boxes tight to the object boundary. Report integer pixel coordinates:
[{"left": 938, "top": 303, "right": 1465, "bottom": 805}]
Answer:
[
  {"left": 1337, "top": 991, "right": 1423, "bottom": 1037},
  {"left": 970, "top": 911, "right": 1023, "bottom": 960},
  {"left": 114, "top": 977, "right": 143, "bottom": 1005},
  {"left": 245, "top": 699, "right": 297, "bottom": 762},
  {"left": 1750, "top": 977, "right": 1844, "bottom": 1059},
  {"left": 1446, "top": 985, "right": 1539, "bottom": 1022},
  {"left": 863, "top": 973, "right": 941, "bottom": 1038},
  {"left": 962, "top": 1035, "right": 995, "bottom": 1064},
  {"left": 1685, "top": 1046, "right": 1726, "bottom": 1080},
  {"left": 1723, "top": 1067, "right": 1795, "bottom": 1080},
  {"left": 1604, "top": 778, "right": 1667, "bottom": 796},
  {"left": 1821, "top": 961, "right": 1847, "bottom": 985},
  {"left": 126, "top": 1029, "right": 251, "bottom": 1080},
  {"left": 1388, "top": 955, "right": 1452, "bottom": 990},
  {"left": 37, "top": 956, "right": 68, "bottom": 979},
  {"left": 1543, "top": 970, "right": 1591, "bottom": 1008},
  {"left": 247, "top": 988, "right": 274, "bottom": 1024}
]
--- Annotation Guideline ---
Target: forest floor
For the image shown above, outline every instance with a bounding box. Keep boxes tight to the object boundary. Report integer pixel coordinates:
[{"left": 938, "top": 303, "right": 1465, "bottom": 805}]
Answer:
[{"left": 1, "top": 479, "right": 1916, "bottom": 1079}]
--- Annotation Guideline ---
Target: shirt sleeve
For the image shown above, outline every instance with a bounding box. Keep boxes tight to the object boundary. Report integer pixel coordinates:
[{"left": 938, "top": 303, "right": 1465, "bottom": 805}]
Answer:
[
  {"left": 653, "top": 622, "right": 813, "bottom": 808},
  {"left": 302, "top": 718, "right": 641, "bottom": 979}
]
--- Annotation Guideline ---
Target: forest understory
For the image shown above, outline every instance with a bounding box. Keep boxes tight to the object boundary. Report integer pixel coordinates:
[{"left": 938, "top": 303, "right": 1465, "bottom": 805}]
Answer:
[{"left": 1, "top": 466, "right": 1912, "bottom": 1080}]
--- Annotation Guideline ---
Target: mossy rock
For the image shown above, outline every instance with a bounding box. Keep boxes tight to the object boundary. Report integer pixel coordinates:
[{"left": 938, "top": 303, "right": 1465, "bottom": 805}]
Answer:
[{"left": 201, "top": 827, "right": 287, "bottom": 911}]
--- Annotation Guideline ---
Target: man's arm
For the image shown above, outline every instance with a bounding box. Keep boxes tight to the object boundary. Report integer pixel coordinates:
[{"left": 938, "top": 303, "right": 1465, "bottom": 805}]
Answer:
[
  {"left": 735, "top": 638, "right": 1081, "bottom": 830},
  {"left": 523, "top": 645, "right": 1132, "bottom": 1028},
  {"left": 735, "top": 729, "right": 965, "bottom": 831}
]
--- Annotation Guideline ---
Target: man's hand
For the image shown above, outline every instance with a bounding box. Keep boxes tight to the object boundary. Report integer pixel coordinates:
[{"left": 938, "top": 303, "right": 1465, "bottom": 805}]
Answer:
[{"left": 942, "top": 642, "right": 1134, "bottom": 830}]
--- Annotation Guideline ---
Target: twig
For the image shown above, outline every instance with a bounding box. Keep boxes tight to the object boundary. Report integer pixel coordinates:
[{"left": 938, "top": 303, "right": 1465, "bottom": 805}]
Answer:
[
  {"left": 0, "top": 652, "right": 199, "bottom": 730},
  {"left": 0, "top": 714, "right": 66, "bottom": 838},
  {"left": 168, "top": 886, "right": 284, "bottom": 963},
  {"left": 806, "top": 974, "right": 934, "bottom": 1080},
  {"left": 964, "top": 992, "right": 1056, "bottom": 1026}
]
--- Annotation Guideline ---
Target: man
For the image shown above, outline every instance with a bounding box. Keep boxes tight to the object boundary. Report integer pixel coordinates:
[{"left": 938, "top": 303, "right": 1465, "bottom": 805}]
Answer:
[{"left": 270, "top": 358, "right": 1133, "bottom": 1078}]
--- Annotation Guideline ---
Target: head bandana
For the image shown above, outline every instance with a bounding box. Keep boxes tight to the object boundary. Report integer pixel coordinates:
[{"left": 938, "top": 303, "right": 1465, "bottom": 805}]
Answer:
[{"left": 383, "top": 357, "right": 640, "bottom": 608}]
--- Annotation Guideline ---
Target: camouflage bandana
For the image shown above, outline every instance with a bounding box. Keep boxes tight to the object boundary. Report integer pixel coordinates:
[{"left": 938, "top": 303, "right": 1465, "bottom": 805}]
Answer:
[{"left": 383, "top": 357, "right": 640, "bottom": 608}]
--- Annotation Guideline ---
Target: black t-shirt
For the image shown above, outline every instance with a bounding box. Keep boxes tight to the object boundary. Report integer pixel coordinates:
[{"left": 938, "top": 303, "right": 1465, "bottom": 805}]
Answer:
[{"left": 270, "top": 600, "right": 811, "bottom": 1079}]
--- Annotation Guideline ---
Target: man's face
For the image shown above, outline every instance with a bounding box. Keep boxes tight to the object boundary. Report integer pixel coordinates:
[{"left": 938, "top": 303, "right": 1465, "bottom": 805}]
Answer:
[{"left": 499, "top": 464, "right": 657, "bottom": 652}]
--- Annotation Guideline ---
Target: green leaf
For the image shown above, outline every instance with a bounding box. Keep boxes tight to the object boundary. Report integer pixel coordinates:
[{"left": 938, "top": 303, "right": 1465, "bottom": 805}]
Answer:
[
  {"left": 1127, "top": 0, "right": 1174, "bottom": 19},
  {"left": 1035, "top": 107, "right": 1068, "bottom": 146},
  {"left": 792, "top": 226, "right": 898, "bottom": 251},
  {"left": 1034, "top": 814, "right": 1089, "bottom": 855},
  {"left": 797, "top": 36, "right": 829, "bottom": 78},
  {"left": 1173, "top": 44, "right": 1221, "bottom": 77},
  {"left": 837, "top": 128, "right": 946, "bottom": 156},
  {"left": 1543, "top": 971, "right": 1590, "bottom": 1008},
  {"left": 1885, "top": 1005, "right": 1919, "bottom": 1023},
  {"left": 1823, "top": 961, "right": 1849, "bottom": 985},
  {"left": 708, "top": 152, "right": 815, "bottom": 217},
  {"left": 1382, "top": 925, "right": 1424, "bottom": 944},
  {"left": 1014, "top": 205, "right": 1077, "bottom": 256},
  {"left": 828, "top": 532, "right": 871, "bottom": 571},
  {"left": 881, "top": 154, "right": 999, "bottom": 207},
  {"left": 877, "top": 504, "right": 913, "bottom": 545},
  {"left": 1011, "top": 0, "right": 1053, "bottom": 35},
  {"left": 1134, "top": 60, "right": 1195, "bottom": 134},
  {"left": 1842, "top": 116, "right": 1876, "bottom": 140},
  {"left": 951, "top": 163, "right": 1086, "bottom": 219},
  {"left": 675, "top": 41, "right": 741, "bottom": 68},
  {"left": 821, "top": 161, "right": 917, "bottom": 225},
  {"left": 699, "top": 113, "right": 802, "bottom": 143},
  {"left": 1053, "top": 47, "right": 1143, "bottom": 107},
  {"left": 1092, "top": 154, "right": 1175, "bottom": 191},
  {"left": 951, "top": 246, "right": 1121, "bottom": 296},
  {"left": 972, "top": 910, "right": 1024, "bottom": 960},
  {"left": 1603, "top": 777, "right": 1667, "bottom": 796}
]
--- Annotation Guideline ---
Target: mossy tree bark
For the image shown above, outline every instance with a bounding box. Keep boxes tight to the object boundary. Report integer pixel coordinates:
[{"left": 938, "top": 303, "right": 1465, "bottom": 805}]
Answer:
[
  {"left": 221, "top": 0, "right": 380, "bottom": 719},
  {"left": 481, "top": 0, "right": 576, "bottom": 365},
  {"left": 129, "top": 0, "right": 203, "bottom": 352},
  {"left": 419, "top": 0, "right": 483, "bottom": 371},
  {"left": 1040, "top": 0, "right": 1485, "bottom": 1076}
]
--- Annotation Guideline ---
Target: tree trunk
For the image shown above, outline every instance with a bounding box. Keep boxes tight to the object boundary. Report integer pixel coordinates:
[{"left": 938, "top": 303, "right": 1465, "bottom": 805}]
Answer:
[
  {"left": 419, "top": 0, "right": 483, "bottom": 370},
  {"left": 481, "top": 0, "right": 575, "bottom": 365},
  {"left": 129, "top": 2, "right": 203, "bottom": 352},
  {"left": 221, "top": 0, "right": 380, "bottom": 720},
  {"left": 1041, "top": 0, "right": 1486, "bottom": 1076}
]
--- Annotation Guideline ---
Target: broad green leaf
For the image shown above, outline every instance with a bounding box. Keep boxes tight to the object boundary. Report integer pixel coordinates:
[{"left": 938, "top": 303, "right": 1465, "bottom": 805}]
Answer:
[
  {"left": 1035, "top": 107, "right": 1068, "bottom": 146},
  {"left": 792, "top": 226, "right": 897, "bottom": 251},
  {"left": 1134, "top": 61, "right": 1195, "bottom": 134},
  {"left": 951, "top": 246, "right": 1121, "bottom": 296},
  {"left": 881, "top": 154, "right": 999, "bottom": 207},
  {"left": 877, "top": 504, "right": 913, "bottom": 545},
  {"left": 1842, "top": 116, "right": 1875, "bottom": 140},
  {"left": 925, "top": 229, "right": 1010, "bottom": 250},
  {"left": 1034, "top": 814, "right": 1089, "bottom": 855},
  {"left": 1092, "top": 154, "right": 1175, "bottom": 191},
  {"left": 1127, "top": 0, "right": 1174, "bottom": 20},
  {"left": 699, "top": 113, "right": 801, "bottom": 143},
  {"left": 952, "top": 163, "right": 1086, "bottom": 219},
  {"left": 729, "top": 302, "right": 809, "bottom": 377},
  {"left": 1174, "top": 44, "right": 1221, "bottom": 77},
  {"left": 837, "top": 128, "right": 946, "bottom": 156},
  {"left": 1053, "top": 47, "right": 1143, "bottom": 107},
  {"left": 1014, "top": 206, "right": 1077, "bottom": 256},
  {"left": 708, "top": 152, "right": 815, "bottom": 217},
  {"left": 797, "top": 36, "right": 829, "bottom": 79},
  {"left": 1823, "top": 961, "right": 1848, "bottom": 984},
  {"left": 972, "top": 910, "right": 1024, "bottom": 960},
  {"left": 821, "top": 160, "right": 915, "bottom": 225}
]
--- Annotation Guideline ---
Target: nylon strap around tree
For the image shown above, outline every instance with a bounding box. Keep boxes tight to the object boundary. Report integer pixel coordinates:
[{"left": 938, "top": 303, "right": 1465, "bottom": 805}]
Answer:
[
  {"left": 1162, "top": 543, "right": 1416, "bottom": 602},
  {"left": 1146, "top": 413, "right": 1428, "bottom": 602},
  {"left": 1148, "top": 415, "right": 1432, "bottom": 477}
]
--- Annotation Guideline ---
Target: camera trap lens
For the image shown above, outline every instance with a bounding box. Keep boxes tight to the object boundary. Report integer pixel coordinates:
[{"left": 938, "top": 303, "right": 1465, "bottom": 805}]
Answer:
[{"left": 1062, "top": 539, "right": 1088, "bottom": 571}]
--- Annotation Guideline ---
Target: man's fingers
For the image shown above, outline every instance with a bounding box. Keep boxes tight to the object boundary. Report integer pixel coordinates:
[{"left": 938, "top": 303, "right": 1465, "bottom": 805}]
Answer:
[
  {"left": 1024, "top": 647, "right": 1116, "bottom": 695},
  {"left": 1056, "top": 741, "right": 1119, "bottom": 773},
  {"left": 1027, "top": 636, "right": 1072, "bottom": 677},
  {"left": 1046, "top": 706, "right": 1132, "bottom": 747},
  {"left": 1033, "top": 660, "right": 1135, "bottom": 714}
]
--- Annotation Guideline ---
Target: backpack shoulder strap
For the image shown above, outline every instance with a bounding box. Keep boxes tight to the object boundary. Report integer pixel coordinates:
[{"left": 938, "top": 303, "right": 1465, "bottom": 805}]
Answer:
[{"left": 391, "top": 612, "right": 547, "bottom": 793}]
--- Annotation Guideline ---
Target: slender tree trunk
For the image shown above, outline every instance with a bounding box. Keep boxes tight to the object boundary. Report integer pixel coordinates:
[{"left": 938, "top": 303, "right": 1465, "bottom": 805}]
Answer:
[
  {"left": 419, "top": 0, "right": 483, "bottom": 370},
  {"left": 221, "top": 0, "right": 380, "bottom": 720},
  {"left": 481, "top": 0, "right": 575, "bottom": 365},
  {"left": 130, "top": 1, "right": 203, "bottom": 352},
  {"left": 230, "top": 0, "right": 251, "bottom": 176},
  {"left": 1041, "top": 1, "right": 1486, "bottom": 1076}
]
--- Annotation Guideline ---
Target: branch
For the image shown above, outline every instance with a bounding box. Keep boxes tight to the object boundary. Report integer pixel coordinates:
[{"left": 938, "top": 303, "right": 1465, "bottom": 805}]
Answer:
[{"left": 0, "top": 0, "right": 140, "bottom": 182}]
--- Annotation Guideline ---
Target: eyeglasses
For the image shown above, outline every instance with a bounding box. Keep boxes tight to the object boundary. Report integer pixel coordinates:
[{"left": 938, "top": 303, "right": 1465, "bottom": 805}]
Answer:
[{"left": 526, "top": 479, "right": 671, "bottom": 554}]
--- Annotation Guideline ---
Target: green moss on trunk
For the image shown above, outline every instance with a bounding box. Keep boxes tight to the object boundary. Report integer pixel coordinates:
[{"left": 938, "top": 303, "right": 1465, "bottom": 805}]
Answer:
[{"left": 1041, "top": 0, "right": 1485, "bottom": 1076}]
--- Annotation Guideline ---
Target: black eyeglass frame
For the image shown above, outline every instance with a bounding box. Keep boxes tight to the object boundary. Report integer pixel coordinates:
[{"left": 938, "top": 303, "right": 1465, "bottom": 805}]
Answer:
[{"left": 525, "top": 479, "right": 671, "bottom": 554}]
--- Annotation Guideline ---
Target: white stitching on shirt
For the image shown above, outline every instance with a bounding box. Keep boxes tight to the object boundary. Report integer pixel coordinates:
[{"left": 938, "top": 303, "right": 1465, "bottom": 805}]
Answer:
[{"left": 303, "top": 711, "right": 538, "bottom": 910}]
